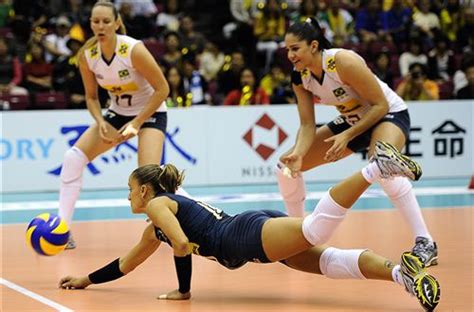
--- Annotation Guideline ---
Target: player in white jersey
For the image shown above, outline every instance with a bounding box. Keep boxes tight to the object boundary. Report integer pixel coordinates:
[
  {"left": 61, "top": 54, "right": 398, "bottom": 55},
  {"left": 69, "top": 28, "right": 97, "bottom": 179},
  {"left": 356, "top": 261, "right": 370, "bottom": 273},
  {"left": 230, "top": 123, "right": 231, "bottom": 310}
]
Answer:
[
  {"left": 276, "top": 18, "right": 438, "bottom": 267},
  {"left": 57, "top": 1, "right": 187, "bottom": 249}
]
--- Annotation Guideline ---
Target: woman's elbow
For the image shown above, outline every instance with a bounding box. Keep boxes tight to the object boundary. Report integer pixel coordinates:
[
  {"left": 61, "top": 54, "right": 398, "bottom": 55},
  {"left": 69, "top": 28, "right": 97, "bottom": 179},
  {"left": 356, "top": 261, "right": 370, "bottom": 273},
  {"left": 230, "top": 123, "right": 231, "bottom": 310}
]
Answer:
[
  {"left": 376, "top": 101, "right": 389, "bottom": 115},
  {"left": 173, "top": 239, "right": 190, "bottom": 255}
]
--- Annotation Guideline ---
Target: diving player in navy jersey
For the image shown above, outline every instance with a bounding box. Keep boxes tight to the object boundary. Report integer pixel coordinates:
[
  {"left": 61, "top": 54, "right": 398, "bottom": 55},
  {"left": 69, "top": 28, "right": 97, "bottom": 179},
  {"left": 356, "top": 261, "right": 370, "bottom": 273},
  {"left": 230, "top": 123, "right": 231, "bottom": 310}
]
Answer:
[
  {"left": 276, "top": 17, "right": 437, "bottom": 267},
  {"left": 59, "top": 151, "right": 440, "bottom": 311}
]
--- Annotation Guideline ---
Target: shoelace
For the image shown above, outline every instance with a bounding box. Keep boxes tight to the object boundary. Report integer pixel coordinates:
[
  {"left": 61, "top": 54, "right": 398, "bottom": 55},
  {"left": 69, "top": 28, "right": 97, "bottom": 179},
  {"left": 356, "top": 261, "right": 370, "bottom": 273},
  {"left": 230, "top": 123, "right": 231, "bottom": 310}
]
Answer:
[{"left": 413, "top": 240, "right": 432, "bottom": 255}]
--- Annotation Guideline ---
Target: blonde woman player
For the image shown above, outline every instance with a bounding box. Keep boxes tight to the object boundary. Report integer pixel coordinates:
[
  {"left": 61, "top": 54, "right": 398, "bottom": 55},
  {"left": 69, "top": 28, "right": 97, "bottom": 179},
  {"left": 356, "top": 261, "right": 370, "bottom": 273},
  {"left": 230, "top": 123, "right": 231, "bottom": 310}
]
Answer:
[
  {"left": 276, "top": 18, "right": 437, "bottom": 267},
  {"left": 59, "top": 145, "right": 440, "bottom": 311},
  {"left": 57, "top": 1, "right": 187, "bottom": 249}
]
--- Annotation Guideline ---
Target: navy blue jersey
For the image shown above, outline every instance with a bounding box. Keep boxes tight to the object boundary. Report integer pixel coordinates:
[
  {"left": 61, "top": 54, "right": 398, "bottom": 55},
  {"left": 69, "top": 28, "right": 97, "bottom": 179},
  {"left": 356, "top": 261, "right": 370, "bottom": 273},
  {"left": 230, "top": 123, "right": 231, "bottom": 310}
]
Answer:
[{"left": 153, "top": 194, "right": 287, "bottom": 269}]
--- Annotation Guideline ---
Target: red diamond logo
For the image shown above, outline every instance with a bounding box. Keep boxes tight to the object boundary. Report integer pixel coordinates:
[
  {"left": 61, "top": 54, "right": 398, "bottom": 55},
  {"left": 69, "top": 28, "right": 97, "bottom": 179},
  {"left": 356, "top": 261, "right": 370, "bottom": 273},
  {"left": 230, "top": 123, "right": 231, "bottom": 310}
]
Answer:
[{"left": 243, "top": 113, "right": 288, "bottom": 160}]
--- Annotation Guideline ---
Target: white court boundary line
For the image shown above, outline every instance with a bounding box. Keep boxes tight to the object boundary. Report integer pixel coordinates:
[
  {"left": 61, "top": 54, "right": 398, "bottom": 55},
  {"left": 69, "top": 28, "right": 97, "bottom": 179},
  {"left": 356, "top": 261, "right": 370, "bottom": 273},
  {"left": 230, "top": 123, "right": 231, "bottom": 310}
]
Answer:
[
  {"left": 0, "top": 277, "right": 73, "bottom": 311},
  {"left": 1, "top": 186, "right": 473, "bottom": 212}
]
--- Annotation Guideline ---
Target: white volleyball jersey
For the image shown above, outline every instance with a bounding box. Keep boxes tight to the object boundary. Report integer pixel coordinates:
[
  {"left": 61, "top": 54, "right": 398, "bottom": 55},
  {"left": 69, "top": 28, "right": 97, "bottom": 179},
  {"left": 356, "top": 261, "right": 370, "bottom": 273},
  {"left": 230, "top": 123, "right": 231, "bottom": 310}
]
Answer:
[
  {"left": 292, "top": 48, "right": 406, "bottom": 125},
  {"left": 84, "top": 35, "right": 166, "bottom": 116}
]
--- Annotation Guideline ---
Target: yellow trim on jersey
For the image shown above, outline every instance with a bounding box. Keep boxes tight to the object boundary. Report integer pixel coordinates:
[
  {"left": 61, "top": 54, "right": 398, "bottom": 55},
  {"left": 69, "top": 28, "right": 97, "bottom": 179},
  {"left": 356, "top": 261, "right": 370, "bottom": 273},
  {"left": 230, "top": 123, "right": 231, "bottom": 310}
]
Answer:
[
  {"left": 326, "top": 56, "right": 336, "bottom": 72},
  {"left": 301, "top": 69, "right": 310, "bottom": 78},
  {"left": 102, "top": 81, "right": 139, "bottom": 94},
  {"left": 89, "top": 45, "right": 99, "bottom": 60},
  {"left": 117, "top": 42, "right": 130, "bottom": 57},
  {"left": 335, "top": 98, "right": 361, "bottom": 113}
]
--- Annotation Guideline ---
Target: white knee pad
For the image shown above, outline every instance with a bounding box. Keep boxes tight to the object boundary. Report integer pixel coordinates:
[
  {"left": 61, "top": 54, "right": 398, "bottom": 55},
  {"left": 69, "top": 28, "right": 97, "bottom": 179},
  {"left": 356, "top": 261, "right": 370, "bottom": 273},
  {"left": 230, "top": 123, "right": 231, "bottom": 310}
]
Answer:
[
  {"left": 379, "top": 177, "right": 412, "bottom": 199},
  {"left": 302, "top": 192, "right": 347, "bottom": 245},
  {"left": 319, "top": 247, "right": 367, "bottom": 280},
  {"left": 276, "top": 163, "right": 306, "bottom": 217},
  {"left": 60, "top": 146, "right": 89, "bottom": 186}
]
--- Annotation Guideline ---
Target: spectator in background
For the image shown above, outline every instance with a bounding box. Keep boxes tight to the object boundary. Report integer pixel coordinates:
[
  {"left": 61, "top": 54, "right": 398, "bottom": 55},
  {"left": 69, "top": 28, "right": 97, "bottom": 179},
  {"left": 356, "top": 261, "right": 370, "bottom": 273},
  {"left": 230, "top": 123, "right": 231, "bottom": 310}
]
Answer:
[
  {"left": 427, "top": 35, "right": 455, "bottom": 82},
  {"left": 224, "top": 67, "right": 269, "bottom": 105},
  {"left": 355, "top": 0, "right": 385, "bottom": 44},
  {"left": 412, "top": 0, "right": 440, "bottom": 41},
  {"left": 290, "top": 0, "right": 333, "bottom": 43},
  {"left": 118, "top": 2, "right": 148, "bottom": 39},
  {"left": 260, "top": 62, "right": 287, "bottom": 102},
  {"left": 439, "top": 0, "right": 464, "bottom": 43},
  {"left": 381, "top": 0, "right": 412, "bottom": 45},
  {"left": 0, "top": 0, "right": 13, "bottom": 27},
  {"left": 260, "top": 62, "right": 294, "bottom": 104},
  {"left": 457, "top": 6, "right": 474, "bottom": 51},
  {"left": 399, "top": 39, "right": 427, "bottom": 77},
  {"left": 115, "top": 0, "right": 157, "bottom": 18},
  {"left": 199, "top": 40, "right": 225, "bottom": 82},
  {"left": 178, "top": 15, "right": 206, "bottom": 55},
  {"left": 453, "top": 53, "right": 474, "bottom": 95},
  {"left": 165, "top": 66, "right": 191, "bottom": 107},
  {"left": 181, "top": 54, "right": 209, "bottom": 105},
  {"left": 253, "top": 0, "right": 287, "bottom": 73},
  {"left": 223, "top": 0, "right": 258, "bottom": 64},
  {"left": 42, "top": 15, "right": 72, "bottom": 63},
  {"left": 0, "top": 37, "right": 28, "bottom": 95},
  {"left": 325, "top": 0, "right": 354, "bottom": 47},
  {"left": 11, "top": 0, "right": 48, "bottom": 46},
  {"left": 396, "top": 62, "right": 439, "bottom": 101},
  {"left": 22, "top": 42, "right": 53, "bottom": 94},
  {"left": 372, "top": 50, "right": 394, "bottom": 88},
  {"left": 217, "top": 50, "right": 246, "bottom": 98},
  {"left": 156, "top": 0, "right": 181, "bottom": 32},
  {"left": 52, "top": 37, "right": 85, "bottom": 109},
  {"left": 456, "top": 58, "right": 474, "bottom": 99},
  {"left": 160, "top": 31, "right": 182, "bottom": 69}
]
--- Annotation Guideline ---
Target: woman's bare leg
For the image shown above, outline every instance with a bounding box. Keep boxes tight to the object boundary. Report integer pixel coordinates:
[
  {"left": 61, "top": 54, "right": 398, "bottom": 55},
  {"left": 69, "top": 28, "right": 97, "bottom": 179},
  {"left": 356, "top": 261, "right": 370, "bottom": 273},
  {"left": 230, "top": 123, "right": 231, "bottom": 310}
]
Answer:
[{"left": 276, "top": 125, "right": 352, "bottom": 217}]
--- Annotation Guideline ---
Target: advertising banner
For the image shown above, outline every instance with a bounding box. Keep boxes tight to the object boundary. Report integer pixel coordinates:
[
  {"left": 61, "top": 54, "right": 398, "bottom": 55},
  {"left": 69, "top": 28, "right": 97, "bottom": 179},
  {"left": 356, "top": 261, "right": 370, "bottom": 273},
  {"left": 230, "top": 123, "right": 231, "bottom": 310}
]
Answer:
[{"left": 1, "top": 101, "right": 472, "bottom": 192}]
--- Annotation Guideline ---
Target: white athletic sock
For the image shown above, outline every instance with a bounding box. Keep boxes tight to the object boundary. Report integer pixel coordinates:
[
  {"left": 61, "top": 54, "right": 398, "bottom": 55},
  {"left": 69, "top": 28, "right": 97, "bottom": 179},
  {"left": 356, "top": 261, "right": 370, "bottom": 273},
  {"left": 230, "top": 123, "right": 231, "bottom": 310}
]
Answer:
[
  {"left": 276, "top": 163, "right": 306, "bottom": 217},
  {"left": 361, "top": 162, "right": 382, "bottom": 184},
  {"left": 380, "top": 177, "right": 432, "bottom": 241},
  {"left": 391, "top": 265, "right": 404, "bottom": 286},
  {"left": 58, "top": 147, "right": 89, "bottom": 228},
  {"left": 302, "top": 191, "right": 348, "bottom": 245}
]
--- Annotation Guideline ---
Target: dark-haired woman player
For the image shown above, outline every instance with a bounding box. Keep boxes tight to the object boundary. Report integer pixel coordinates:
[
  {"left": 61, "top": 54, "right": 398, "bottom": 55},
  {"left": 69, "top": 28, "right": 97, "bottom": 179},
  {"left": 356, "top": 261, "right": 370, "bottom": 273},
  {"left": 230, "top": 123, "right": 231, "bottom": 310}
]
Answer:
[
  {"left": 59, "top": 149, "right": 440, "bottom": 311},
  {"left": 276, "top": 18, "right": 437, "bottom": 267}
]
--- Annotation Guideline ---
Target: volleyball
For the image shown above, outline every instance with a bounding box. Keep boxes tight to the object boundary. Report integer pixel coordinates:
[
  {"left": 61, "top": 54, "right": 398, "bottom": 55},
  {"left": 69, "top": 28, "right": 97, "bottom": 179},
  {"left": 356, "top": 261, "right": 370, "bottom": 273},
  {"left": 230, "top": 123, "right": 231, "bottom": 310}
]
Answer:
[{"left": 26, "top": 213, "right": 70, "bottom": 256}]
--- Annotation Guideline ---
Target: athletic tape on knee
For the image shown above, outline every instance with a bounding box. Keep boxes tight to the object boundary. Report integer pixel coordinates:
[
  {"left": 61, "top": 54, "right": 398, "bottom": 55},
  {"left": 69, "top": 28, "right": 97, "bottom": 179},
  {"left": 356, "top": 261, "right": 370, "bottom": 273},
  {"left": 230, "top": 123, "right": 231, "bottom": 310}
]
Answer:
[
  {"left": 302, "top": 192, "right": 347, "bottom": 245},
  {"left": 60, "top": 147, "right": 89, "bottom": 186},
  {"left": 379, "top": 177, "right": 411, "bottom": 199},
  {"left": 319, "top": 247, "right": 367, "bottom": 280},
  {"left": 276, "top": 163, "right": 306, "bottom": 217}
]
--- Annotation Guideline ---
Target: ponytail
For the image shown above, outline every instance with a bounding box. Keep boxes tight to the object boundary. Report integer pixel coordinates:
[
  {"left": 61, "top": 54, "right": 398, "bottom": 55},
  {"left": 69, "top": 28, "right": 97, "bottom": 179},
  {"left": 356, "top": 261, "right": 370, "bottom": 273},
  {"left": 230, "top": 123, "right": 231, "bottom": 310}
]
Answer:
[
  {"left": 131, "top": 164, "right": 185, "bottom": 195},
  {"left": 287, "top": 17, "right": 332, "bottom": 50}
]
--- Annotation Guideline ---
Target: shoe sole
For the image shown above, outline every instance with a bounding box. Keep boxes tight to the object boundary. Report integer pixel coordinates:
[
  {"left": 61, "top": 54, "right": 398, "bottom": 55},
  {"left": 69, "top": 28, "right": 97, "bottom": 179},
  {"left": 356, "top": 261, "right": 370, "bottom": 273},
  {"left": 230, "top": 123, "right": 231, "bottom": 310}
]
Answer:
[
  {"left": 415, "top": 273, "right": 441, "bottom": 312},
  {"left": 424, "top": 256, "right": 439, "bottom": 267},
  {"left": 401, "top": 252, "right": 425, "bottom": 276},
  {"left": 401, "top": 252, "right": 440, "bottom": 312},
  {"left": 375, "top": 141, "right": 422, "bottom": 181}
]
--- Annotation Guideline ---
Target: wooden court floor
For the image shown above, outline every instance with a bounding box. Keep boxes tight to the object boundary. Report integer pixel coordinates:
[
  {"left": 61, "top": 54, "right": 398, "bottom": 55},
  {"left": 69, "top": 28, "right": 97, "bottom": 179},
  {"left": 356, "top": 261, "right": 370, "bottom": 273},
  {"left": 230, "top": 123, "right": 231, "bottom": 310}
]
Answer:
[{"left": 1, "top": 207, "right": 473, "bottom": 311}]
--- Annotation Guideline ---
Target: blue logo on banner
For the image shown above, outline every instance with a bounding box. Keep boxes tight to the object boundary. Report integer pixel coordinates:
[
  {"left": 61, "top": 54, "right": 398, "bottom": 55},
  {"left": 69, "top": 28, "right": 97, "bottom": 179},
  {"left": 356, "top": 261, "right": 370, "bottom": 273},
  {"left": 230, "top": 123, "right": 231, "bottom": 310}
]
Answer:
[{"left": 48, "top": 125, "right": 197, "bottom": 176}]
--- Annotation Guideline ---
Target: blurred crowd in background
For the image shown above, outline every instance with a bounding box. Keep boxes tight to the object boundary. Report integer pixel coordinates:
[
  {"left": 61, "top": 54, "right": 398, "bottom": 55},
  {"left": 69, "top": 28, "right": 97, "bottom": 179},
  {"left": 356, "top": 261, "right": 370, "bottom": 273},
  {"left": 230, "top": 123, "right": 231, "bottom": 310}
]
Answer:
[{"left": 0, "top": 0, "right": 473, "bottom": 110}]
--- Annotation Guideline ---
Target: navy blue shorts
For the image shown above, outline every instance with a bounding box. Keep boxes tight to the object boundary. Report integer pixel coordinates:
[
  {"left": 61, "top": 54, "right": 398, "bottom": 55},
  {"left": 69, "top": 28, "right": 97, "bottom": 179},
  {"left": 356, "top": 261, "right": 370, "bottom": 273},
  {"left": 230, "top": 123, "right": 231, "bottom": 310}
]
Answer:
[
  {"left": 327, "top": 109, "right": 410, "bottom": 152},
  {"left": 218, "top": 210, "right": 287, "bottom": 269},
  {"left": 103, "top": 110, "right": 167, "bottom": 134}
]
